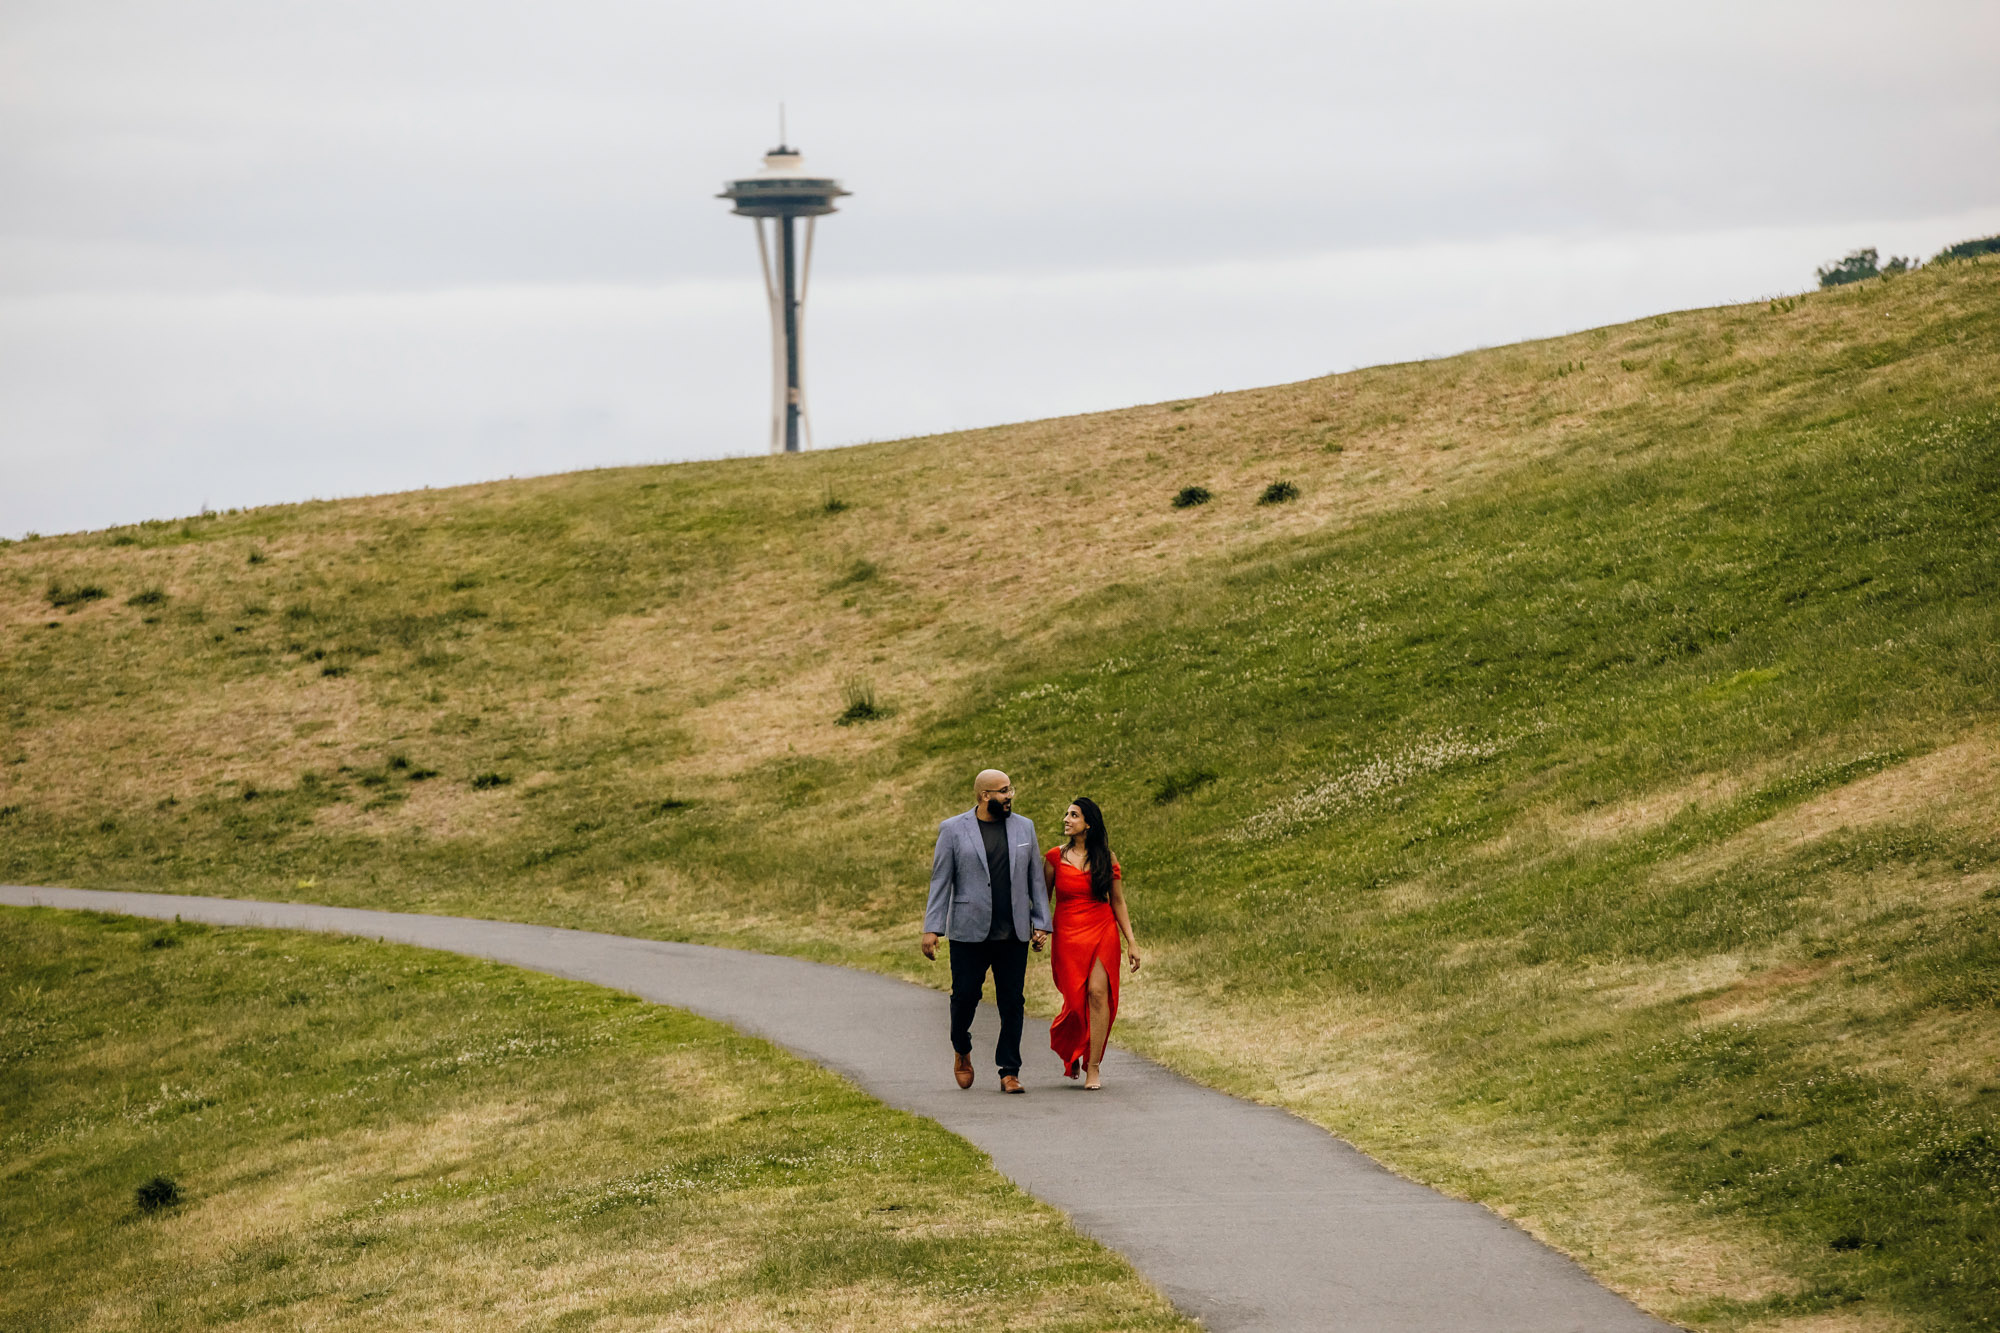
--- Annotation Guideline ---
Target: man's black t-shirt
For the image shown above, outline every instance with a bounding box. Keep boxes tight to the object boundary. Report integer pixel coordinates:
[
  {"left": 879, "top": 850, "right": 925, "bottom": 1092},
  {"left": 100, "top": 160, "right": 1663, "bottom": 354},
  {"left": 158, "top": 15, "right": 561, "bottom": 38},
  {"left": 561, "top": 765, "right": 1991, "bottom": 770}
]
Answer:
[{"left": 979, "top": 814, "right": 1014, "bottom": 941}]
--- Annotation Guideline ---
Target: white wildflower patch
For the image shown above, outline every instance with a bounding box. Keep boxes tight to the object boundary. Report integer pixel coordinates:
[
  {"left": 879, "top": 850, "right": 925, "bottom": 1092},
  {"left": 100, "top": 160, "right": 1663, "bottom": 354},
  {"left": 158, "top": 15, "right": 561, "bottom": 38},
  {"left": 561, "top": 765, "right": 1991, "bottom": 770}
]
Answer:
[{"left": 1235, "top": 731, "right": 1504, "bottom": 842}]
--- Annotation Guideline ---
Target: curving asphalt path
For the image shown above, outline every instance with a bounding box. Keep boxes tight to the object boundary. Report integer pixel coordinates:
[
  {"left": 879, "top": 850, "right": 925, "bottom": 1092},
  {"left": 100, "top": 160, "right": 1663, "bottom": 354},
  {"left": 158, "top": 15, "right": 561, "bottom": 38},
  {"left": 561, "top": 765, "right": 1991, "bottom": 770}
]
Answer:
[{"left": 4, "top": 885, "right": 1676, "bottom": 1332}]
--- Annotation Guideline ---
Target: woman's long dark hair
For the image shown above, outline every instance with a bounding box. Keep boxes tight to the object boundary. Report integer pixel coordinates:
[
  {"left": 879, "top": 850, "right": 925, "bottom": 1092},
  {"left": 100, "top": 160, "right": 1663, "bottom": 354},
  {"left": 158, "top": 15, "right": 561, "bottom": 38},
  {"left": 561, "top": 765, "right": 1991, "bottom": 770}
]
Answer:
[{"left": 1072, "top": 796, "right": 1115, "bottom": 903}]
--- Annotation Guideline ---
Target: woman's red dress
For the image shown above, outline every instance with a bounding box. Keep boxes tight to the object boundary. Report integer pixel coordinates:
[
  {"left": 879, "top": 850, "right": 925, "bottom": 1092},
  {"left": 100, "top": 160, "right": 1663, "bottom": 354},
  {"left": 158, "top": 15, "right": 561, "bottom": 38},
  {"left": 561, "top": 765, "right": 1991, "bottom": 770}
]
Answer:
[{"left": 1046, "top": 847, "right": 1121, "bottom": 1078}]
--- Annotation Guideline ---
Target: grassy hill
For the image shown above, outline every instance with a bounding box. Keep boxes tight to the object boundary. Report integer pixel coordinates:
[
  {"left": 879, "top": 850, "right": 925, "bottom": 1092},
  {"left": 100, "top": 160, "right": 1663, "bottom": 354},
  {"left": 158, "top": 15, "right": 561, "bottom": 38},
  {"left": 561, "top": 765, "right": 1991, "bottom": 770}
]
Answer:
[
  {"left": 1, "top": 908, "right": 1186, "bottom": 1331},
  {"left": 5, "top": 258, "right": 1998, "bottom": 1329}
]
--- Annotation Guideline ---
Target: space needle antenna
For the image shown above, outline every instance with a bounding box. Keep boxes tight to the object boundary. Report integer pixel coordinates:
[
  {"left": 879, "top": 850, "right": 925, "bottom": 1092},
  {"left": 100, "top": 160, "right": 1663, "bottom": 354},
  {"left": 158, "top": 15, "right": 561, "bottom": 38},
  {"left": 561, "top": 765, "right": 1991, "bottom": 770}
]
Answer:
[{"left": 718, "top": 118, "right": 850, "bottom": 453}]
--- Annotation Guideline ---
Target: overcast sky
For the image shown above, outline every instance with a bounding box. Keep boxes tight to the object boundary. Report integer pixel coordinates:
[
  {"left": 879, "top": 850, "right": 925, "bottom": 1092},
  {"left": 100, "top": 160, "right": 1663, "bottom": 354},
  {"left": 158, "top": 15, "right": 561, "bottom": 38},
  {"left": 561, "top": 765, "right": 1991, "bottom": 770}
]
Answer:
[{"left": 5, "top": 0, "right": 1998, "bottom": 537}]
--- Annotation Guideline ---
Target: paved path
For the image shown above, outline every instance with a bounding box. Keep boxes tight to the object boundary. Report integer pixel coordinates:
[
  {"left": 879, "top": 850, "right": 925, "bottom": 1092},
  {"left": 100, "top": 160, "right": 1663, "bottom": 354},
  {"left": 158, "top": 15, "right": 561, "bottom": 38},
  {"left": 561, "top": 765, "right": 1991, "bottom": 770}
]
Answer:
[{"left": 4, "top": 886, "right": 1675, "bottom": 1332}]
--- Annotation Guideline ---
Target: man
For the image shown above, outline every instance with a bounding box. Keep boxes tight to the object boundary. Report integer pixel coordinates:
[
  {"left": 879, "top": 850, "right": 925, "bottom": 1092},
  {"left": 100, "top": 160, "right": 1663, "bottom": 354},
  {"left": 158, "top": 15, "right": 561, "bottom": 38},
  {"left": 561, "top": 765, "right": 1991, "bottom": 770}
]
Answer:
[{"left": 922, "top": 769, "right": 1051, "bottom": 1093}]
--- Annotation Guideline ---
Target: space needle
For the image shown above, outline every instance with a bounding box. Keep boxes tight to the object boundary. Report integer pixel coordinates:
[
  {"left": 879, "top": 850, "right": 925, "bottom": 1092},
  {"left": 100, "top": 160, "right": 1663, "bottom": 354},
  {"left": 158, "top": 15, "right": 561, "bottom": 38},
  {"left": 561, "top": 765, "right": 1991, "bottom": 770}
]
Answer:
[{"left": 719, "top": 127, "right": 850, "bottom": 453}]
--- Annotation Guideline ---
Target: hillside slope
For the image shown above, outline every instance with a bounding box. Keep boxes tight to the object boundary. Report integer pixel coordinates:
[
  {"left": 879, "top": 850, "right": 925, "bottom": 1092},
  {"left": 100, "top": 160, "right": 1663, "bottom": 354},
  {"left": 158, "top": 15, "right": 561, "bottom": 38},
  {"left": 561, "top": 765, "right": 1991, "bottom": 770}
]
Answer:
[{"left": 6, "top": 260, "right": 1999, "bottom": 1329}]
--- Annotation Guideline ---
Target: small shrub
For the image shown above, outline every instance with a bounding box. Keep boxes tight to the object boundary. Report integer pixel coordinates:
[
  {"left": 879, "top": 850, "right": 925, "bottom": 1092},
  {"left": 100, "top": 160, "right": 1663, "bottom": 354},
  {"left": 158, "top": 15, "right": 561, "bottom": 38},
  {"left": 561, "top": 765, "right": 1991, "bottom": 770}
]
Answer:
[
  {"left": 319, "top": 664, "right": 347, "bottom": 678},
  {"left": 832, "top": 558, "right": 877, "bottom": 587},
  {"left": 822, "top": 490, "right": 849, "bottom": 514},
  {"left": 109, "top": 531, "right": 140, "bottom": 546},
  {"left": 388, "top": 754, "right": 410, "bottom": 771},
  {"left": 126, "top": 587, "right": 168, "bottom": 607},
  {"left": 0, "top": 805, "right": 20, "bottom": 821},
  {"left": 45, "top": 581, "right": 109, "bottom": 610},
  {"left": 837, "top": 677, "right": 882, "bottom": 725},
  {"left": 247, "top": 550, "right": 266, "bottom": 565},
  {"left": 471, "top": 772, "right": 512, "bottom": 790},
  {"left": 1172, "top": 486, "right": 1212, "bottom": 509},
  {"left": 135, "top": 1175, "right": 182, "bottom": 1212},
  {"left": 1259, "top": 480, "right": 1300, "bottom": 505},
  {"left": 1153, "top": 768, "right": 1217, "bottom": 804},
  {"left": 406, "top": 767, "right": 440, "bottom": 781}
]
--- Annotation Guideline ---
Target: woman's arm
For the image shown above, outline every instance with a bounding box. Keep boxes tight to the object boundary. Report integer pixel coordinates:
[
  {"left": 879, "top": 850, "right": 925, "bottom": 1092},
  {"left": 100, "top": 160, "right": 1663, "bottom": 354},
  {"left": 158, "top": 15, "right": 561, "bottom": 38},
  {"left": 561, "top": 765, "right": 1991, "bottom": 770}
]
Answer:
[{"left": 1109, "top": 877, "right": 1142, "bottom": 970}]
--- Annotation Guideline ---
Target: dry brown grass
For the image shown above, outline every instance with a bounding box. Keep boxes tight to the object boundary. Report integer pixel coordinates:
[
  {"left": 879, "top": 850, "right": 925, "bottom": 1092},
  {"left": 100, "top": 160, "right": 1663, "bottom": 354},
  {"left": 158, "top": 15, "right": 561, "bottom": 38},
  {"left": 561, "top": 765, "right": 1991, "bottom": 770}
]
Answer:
[
  {"left": 1738, "top": 1310, "right": 1918, "bottom": 1333},
  {"left": 1555, "top": 770, "right": 1755, "bottom": 845},
  {"left": 1749, "top": 734, "right": 2000, "bottom": 847},
  {"left": 1, "top": 281, "right": 1911, "bottom": 826}
]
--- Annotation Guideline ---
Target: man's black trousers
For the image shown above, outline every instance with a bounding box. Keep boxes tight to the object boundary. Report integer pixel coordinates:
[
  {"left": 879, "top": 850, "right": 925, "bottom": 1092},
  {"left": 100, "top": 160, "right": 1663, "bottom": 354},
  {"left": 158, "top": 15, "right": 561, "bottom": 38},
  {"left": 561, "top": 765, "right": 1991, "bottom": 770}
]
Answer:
[{"left": 948, "top": 936, "right": 1029, "bottom": 1076}]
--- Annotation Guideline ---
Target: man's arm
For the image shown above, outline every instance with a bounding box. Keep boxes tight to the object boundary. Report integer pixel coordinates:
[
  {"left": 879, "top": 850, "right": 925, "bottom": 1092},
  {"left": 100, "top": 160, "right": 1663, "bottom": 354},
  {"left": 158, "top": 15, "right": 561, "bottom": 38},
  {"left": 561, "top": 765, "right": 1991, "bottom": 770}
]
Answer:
[
  {"left": 921, "top": 823, "right": 954, "bottom": 956},
  {"left": 1022, "top": 817, "right": 1053, "bottom": 935}
]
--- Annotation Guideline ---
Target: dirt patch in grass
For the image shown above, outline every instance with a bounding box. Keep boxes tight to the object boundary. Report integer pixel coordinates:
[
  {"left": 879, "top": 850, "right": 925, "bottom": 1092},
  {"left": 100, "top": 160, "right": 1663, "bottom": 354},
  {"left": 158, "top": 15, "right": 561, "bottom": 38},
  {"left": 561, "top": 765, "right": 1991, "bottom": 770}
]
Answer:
[
  {"left": 1697, "top": 960, "right": 1848, "bottom": 1020},
  {"left": 1751, "top": 734, "right": 2000, "bottom": 848},
  {"left": 1644, "top": 733, "right": 1998, "bottom": 895},
  {"left": 1557, "top": 770, "right": 1753, "bottom": 844}
]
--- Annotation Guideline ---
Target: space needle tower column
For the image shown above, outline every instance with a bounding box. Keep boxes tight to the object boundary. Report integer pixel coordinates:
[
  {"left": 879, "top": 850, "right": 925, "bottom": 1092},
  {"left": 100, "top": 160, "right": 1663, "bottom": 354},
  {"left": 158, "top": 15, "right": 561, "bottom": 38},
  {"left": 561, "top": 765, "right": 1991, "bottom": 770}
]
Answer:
[{"left": 719, "top": 139, "right": 850, "bottom": 453}]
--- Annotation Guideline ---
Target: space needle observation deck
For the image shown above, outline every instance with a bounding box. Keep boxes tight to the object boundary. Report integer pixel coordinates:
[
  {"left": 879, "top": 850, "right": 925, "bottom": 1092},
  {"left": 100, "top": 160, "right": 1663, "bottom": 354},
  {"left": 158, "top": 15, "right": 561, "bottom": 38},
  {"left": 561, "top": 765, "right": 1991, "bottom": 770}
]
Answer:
[{"left": 719, "top": 144, "right": 851, "bottom": 453}]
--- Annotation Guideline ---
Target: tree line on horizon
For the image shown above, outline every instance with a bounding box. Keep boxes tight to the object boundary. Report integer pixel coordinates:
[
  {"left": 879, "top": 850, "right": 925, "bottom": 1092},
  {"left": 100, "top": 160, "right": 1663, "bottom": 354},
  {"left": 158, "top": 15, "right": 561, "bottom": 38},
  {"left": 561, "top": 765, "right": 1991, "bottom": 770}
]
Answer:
[{"left": 1817, "top": 231, "right": 2000, "bottom": 288}]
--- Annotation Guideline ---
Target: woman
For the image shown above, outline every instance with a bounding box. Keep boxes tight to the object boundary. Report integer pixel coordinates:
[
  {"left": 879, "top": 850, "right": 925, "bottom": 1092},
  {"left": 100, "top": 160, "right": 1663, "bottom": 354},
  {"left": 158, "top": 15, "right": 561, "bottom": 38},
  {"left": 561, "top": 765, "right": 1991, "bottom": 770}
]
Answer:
[{"left": 1044, "top": 797, "right": 1142, "bottom": 1090}]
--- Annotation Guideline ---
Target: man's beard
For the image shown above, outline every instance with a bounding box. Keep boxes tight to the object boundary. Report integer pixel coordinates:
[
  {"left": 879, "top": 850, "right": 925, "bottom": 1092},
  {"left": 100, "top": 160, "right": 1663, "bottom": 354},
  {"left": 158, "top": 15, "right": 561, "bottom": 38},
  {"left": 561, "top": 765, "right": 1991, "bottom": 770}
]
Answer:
[{"left": 986, "top": 798, "right": 1010, "bottom": 819}]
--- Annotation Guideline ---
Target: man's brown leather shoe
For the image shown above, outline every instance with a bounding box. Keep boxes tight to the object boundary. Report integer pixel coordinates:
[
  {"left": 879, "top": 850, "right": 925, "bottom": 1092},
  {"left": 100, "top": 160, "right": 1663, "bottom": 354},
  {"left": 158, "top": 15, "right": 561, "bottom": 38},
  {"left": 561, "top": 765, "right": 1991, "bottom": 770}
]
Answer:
[
  {"left": 999, "top": 1074, "right": 1024, "bottom": 1094},
  {"left": 954, "top": 1052, "right": 974, "bottom": 1089}
]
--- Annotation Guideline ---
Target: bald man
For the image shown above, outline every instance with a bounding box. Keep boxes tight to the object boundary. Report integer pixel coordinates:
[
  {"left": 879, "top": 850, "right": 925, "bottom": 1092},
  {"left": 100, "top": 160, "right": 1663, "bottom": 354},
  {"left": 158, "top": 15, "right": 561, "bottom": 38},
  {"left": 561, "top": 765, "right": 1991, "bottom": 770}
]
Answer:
[{"left": 922, "top": 769, "right": 1051, "bottom": 1092}]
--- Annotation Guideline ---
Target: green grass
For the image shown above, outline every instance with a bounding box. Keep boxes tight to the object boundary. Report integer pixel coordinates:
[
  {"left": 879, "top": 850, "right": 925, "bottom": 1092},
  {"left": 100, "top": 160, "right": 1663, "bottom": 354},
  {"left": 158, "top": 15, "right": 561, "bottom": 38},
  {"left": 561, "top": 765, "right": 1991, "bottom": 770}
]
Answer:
[
  {"left": 6, "top": 259, "right": 2000, "bottom": 1327},
  {"left": 0, "top": 907, "right": 1190, "bottom": 1331}
]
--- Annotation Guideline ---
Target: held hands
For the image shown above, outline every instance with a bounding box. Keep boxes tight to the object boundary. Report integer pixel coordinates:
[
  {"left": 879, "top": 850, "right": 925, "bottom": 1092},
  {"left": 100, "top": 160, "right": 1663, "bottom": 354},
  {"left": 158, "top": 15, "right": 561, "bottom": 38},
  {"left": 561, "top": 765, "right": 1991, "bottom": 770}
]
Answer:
[{"left": 923, "top": 930, "right": 1052, "bottom": 956}]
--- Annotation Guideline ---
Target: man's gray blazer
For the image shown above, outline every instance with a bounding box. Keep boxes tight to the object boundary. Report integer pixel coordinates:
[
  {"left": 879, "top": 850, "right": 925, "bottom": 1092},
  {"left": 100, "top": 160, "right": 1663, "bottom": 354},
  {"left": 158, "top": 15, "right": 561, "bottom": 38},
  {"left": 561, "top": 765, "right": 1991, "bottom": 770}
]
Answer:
[{"left": 924, "top": 809, "right": 1052, "bottom": 942}]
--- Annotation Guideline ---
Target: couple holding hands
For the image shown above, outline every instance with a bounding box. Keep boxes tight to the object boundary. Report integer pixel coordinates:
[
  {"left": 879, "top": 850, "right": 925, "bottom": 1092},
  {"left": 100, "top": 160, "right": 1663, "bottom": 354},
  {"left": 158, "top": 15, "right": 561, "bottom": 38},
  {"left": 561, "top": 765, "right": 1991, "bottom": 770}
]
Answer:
[{"left": 920, "top": 769, "right": 1141, "bottom": 1093}]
